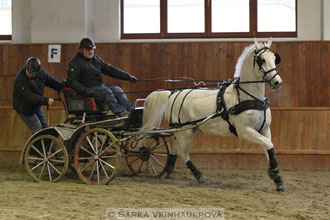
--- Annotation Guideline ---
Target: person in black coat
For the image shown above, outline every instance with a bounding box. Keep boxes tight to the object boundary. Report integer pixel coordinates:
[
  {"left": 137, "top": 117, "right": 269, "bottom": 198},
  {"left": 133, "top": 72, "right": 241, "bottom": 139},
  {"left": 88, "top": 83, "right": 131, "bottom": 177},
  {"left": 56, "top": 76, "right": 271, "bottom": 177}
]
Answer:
[
  {"left": 66, "top": 37, "right": 137, "bottom": 117},
  {"left": 13, "top": 57, "right": 63, "bottom": 134}
]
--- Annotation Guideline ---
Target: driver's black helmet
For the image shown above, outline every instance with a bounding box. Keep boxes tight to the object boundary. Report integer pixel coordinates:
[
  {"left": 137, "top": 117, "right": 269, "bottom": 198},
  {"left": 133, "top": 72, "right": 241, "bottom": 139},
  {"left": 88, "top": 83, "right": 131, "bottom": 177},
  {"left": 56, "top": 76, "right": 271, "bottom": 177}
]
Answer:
[
  {"left": 79, "top": 37, "right": 96, "bottom": 49},
  {"left": 25, "top": 57, "right": 41, "bottom": 75}
]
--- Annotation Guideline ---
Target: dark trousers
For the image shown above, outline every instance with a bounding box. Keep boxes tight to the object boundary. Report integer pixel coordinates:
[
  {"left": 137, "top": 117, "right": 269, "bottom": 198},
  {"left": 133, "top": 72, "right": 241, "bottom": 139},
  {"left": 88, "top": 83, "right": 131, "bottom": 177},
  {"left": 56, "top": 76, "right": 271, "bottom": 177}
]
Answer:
[{"left": 90, "top": 84, "right": 134, "bottom": 116}]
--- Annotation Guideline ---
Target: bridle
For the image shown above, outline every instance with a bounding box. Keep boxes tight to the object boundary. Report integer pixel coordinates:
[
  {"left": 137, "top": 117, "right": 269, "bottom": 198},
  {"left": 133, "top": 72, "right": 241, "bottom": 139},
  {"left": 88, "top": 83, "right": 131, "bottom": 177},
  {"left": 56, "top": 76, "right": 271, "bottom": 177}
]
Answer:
[{"left": 254, "top": 47, "right": 281, "bottom": 83}]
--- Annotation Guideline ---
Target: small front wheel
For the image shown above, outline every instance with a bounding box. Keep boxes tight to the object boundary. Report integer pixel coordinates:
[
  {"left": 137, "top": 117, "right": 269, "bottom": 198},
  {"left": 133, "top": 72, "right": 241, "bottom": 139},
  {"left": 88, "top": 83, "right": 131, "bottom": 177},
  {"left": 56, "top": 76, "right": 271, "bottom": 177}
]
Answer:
[{"left": 74, "top": 128, "right": 121, "bottom": 185}]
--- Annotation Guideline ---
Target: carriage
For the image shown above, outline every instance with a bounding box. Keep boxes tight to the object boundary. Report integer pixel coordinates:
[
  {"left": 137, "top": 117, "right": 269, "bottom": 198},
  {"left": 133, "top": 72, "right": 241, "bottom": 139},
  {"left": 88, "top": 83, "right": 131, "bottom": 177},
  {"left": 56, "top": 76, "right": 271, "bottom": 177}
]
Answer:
[
  {"left": 20, "top": 85, "right": 173, "bottom": 185},
  {"left": 20, "top": 39, "right": 285, "bottom": 191}
]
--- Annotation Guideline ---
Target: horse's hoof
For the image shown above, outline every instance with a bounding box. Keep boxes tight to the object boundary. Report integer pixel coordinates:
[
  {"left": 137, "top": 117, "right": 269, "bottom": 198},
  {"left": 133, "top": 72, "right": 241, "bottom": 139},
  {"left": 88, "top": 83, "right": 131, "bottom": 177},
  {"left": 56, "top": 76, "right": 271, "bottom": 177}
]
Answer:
[
  {"left": 198, "top": 175, "right": 207, "bottom": 184},
  {"left": 165, "top": 173, "right": 174, "bottom": 179},
  {"left": 276, "top": 184, "right": 286, "bottom": 192}
]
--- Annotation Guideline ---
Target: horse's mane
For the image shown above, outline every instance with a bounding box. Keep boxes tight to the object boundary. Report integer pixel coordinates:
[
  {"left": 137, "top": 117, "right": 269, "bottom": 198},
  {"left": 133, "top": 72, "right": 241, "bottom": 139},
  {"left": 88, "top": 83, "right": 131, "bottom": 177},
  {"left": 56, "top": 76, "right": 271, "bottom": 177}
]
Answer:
[{"left": 234, "top": 44, "right": 255, "bottom": 78}]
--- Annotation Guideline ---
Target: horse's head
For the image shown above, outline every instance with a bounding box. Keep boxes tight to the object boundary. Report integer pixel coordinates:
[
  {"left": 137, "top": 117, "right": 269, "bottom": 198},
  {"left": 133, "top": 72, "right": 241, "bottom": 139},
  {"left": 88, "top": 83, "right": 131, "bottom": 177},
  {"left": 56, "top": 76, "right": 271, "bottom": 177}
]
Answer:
[{"left": 254, "top": 38, "right": 282, "bottom": 90}]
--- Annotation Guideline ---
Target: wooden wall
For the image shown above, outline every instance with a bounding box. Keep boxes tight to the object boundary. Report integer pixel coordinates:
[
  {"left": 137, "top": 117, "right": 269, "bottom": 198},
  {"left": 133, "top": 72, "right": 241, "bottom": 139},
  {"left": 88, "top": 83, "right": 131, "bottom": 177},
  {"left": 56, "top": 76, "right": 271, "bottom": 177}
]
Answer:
[{"left": 0, "top": 41, "right": 329, "bottom": 170}]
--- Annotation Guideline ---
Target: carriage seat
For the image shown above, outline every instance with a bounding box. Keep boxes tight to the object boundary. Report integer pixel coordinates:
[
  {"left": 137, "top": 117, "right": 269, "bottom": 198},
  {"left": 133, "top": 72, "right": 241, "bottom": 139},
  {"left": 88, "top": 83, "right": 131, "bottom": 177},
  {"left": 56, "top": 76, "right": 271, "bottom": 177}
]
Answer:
[{"left": 62, "top": 82, "right": 109, "bottom": 116}]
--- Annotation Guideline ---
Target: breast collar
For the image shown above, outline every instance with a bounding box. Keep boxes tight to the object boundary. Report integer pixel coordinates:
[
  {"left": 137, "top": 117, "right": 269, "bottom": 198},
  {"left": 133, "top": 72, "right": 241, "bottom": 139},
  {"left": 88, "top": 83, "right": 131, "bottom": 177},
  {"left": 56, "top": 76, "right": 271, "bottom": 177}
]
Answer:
[{"left": 216, "top": 78, "right": 269, "bottom": 137}]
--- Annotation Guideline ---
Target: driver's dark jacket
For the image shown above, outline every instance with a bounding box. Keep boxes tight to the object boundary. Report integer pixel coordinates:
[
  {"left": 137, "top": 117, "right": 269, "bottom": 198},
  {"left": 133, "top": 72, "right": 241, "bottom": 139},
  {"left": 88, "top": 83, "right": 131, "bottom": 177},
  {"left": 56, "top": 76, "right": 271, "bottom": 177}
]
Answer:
[
  {"left": 13, "top": 67, "right": 63, "bottom": 116},
  {"left": 66, "top": 52, "right": 132, "bottom": 95}
]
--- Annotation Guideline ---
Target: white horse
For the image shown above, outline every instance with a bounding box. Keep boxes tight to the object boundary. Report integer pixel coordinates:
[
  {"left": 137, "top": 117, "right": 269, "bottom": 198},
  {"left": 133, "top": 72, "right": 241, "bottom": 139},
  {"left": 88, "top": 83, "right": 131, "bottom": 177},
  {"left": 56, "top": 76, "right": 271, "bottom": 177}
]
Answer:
[{"left": 139, "top": 38, "right": 285, "bottom": 192}]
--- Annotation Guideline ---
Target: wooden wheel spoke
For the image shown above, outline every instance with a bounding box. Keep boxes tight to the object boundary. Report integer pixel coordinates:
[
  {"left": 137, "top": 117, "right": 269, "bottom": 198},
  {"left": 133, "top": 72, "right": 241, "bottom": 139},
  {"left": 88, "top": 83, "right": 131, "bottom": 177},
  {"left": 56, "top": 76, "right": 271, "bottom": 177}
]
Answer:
[
  {"left": 99, "top": 142, "right": 116, "bottom": 156},
  {"left": 41, "top": 139, "right": 47, "bottom": 157},
  {"left": 145, "top": 159, "right": 149, "bottom": 176},
  {"left": 88, "top": 161, "right": 97, "bottom": 181},
  {"left": 150, "top": 155, "right": 165, "bottom": 168},
  {"left": 138, "top": 161, "right": 144, "bottom": 173},
  {"left": 47, "top": 140, "right": 54, "bottom": 156},
  {"left": 78, "top": 156, "right": 95, "bottom": 160},
  {"left": 149, "top": 142, "right": 165, "bottom": 152},
  {"left": 38, "top": 163, "right": 46, "bottom": 180},
  {"left": 96, "top": 160, "right": 100, "bottom": 183},
  {"left": 99, "top": 160, "right": 109, "bottom": 179},
  {"left": 28, "top": 157, "right": 44, "bottom": 161},
  {"left": 31, "top": 145, "right": 45, "bottom": 158},
  {"left": 99, "top": 136, "right": 108, "bottom": 152},
  {"left": 101, "top": 153, "right": 118, "bottom": 159},
  {"left": 47, "top": 161, "right": 62, "bottom": 175},
  {"left": 152, "top": 153, "right": 168, "bottom": 157},
  {"left": 148, "top": 159, "right": 158, "bottom": 176},
  {"left": 50, "top": 159, "right": 65, "bottom": 163},
  {"left": 127, "top": 156, "right": 140, "bottom": 165},
  {"left": 31, "top": 160, "right": 45, "bottom": 171},
  {"left": 86, "top": 136, "right": 97, "bottom": 154},
  {"left": 100, "top": 159, "right": 116, "bottom": 170},
  {"left": 80, "top": 159, "right": 96, "bottom": 173},
  {"left": 48, "top": 148, "right": 63, "bottom": 160},
  {"left": 144, "top": 138, "right": 156, "bottom": 148},
  {"left": 80, "top": 146, "right": 96, "bottom": 157},
  {"left": 123, "top": 151, "right": 139, "bottom": 158},
  {"left": 47, "top": 163, "right": 52, "bottom": 181}
]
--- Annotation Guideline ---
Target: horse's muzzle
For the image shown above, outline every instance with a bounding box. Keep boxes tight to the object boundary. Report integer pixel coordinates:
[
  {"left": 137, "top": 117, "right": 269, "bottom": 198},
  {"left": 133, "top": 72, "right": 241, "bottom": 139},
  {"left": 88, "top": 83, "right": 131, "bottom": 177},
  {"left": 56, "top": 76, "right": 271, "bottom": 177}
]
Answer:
[{"left": 270, "top": 79, "right": 282, "bottom": 90}]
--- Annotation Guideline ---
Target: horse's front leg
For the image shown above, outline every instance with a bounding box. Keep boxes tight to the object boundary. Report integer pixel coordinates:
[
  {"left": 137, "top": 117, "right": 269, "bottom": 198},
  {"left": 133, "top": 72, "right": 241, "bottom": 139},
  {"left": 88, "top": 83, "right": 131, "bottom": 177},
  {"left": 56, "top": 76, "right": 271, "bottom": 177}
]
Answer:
[{"left": 239, "top": 127, "right": 285, "bottom": 192}]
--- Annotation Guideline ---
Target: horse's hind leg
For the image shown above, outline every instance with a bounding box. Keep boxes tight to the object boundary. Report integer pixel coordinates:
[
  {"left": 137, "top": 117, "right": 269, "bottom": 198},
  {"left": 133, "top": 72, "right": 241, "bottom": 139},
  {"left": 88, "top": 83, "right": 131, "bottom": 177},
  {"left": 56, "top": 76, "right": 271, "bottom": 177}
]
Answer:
[
  {"left": 165, "top": 154, "right": 177, "bottom": 179},
  {"left": 174, "top": 129, "right": 206, "bottom": 183},
  {"left": 163, "top": 137, "right": 179, "bottom": 178}
]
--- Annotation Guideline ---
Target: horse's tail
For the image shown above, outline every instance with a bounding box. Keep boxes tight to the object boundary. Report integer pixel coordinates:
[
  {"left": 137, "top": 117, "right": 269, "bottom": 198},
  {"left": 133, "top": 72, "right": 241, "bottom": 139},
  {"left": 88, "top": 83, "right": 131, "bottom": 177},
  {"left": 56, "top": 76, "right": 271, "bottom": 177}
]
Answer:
[{"left": 139, "top": 90, "right": 171, "bottom": 132}]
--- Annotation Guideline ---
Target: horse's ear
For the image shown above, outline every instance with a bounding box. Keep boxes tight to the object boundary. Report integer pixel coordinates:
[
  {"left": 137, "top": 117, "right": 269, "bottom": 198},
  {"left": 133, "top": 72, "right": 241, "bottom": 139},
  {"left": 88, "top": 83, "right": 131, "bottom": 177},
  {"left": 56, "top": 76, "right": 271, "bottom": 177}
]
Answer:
[
  {"left": 254, "top": 38, "right": 261, "bottom": 50},
  {"left": 266, "top": 37, "right": 273, "bottom": 48}
]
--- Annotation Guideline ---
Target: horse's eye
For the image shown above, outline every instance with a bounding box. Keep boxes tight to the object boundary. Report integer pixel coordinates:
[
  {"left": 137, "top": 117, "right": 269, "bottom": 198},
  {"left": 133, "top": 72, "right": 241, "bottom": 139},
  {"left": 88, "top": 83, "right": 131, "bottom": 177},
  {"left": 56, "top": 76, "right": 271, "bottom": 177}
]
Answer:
[{"left": 257, "top": 57, "right": 265, "bottom": 66}]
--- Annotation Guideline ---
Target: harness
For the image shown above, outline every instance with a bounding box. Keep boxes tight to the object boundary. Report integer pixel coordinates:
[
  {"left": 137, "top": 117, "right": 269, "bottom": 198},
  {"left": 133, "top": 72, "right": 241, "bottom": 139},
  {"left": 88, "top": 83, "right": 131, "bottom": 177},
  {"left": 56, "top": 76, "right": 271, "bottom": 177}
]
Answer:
[
  {"left": 254, "top": 46, "right": 281, "bottom": 83},
  {"left": 216, "top": 79, "right": 269, "bottom": 137},
  {"left": 168, "top": 46, "right": 279, "bottom": 135},
  {"left": 169, "top": 89, "right": 223, "bottom": 128}
]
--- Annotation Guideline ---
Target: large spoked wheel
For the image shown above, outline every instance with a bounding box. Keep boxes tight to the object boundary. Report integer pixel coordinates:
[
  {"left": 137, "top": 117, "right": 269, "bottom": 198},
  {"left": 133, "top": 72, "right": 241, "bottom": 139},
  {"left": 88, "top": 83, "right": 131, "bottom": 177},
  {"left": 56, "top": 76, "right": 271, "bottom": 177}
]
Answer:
[
  {"left": 74, "top": 128, "right": 121, "bottom": 185},
  {"left": 24, "top": 135, "right": 69, "bottom": 182},
  {"left": 125, "top": 135, "right": 170, "bottom": 178}
]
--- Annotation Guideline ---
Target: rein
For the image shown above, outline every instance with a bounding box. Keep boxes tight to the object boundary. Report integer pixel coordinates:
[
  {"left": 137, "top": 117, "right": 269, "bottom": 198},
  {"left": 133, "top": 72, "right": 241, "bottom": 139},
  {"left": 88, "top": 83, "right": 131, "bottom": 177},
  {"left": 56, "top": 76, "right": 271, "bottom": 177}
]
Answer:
[{"left": 123, "top": 78, "right": 267, "bottom": 95}]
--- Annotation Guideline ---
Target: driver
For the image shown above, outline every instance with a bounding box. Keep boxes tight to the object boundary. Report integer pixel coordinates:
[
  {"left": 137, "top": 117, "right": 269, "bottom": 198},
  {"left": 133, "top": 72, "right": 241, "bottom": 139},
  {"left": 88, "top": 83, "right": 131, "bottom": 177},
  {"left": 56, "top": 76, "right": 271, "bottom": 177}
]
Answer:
[{"left": 66, "top": 37, "right": 137, "bottom": 117}]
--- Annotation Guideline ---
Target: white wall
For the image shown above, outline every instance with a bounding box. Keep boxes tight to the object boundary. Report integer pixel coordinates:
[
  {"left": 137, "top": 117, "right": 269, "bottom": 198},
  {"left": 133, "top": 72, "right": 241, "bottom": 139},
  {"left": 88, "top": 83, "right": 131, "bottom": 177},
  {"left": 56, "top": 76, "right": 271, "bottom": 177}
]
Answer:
[
  {"left": 12, "top": 0, "right": 31, "bottom": 43},
  {"left": 85, "top": 0, "right": 121, "bottom": 42},
  {"left": 297, "top": 0, "right": 322, "bottom": 40},
  {"left": 323, "top": 0, "right": 330, "bottom": 40},
  {"left": 10, "top": 0, "right": 330, "bottom": 43},
  {"left": 30, "top": 0, "right": 85, "bottom": 43}
]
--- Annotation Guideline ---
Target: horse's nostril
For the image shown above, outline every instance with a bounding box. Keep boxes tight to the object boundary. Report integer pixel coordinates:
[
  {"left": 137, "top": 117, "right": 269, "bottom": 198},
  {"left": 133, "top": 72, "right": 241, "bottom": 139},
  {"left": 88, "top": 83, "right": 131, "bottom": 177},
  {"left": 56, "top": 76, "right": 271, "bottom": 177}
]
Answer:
[{"left": 274, "top": 81, "right": 281, "bottom": 86}]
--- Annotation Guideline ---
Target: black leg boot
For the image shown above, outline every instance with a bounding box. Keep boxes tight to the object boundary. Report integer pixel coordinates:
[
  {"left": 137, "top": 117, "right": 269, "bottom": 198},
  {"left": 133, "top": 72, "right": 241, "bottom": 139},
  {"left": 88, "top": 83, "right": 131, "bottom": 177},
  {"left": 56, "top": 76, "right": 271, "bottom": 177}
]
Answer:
[
  {"left": 165, "top": 154, "right": 177, "bottom": 178},
  {"left": 186, "top": 160, "right": 205, "bottom": 183},
  {"left": 267, "top": 148, "right": 285, "bottom": 192}
]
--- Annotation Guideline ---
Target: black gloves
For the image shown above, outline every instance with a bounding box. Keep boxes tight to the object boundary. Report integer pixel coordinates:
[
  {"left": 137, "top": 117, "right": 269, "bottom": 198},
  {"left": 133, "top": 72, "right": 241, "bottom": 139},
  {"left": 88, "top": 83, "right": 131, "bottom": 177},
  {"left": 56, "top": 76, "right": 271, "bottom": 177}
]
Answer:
[
  {"left": 129, "top": 76, "right": 137, "bottom": 83},
  {"left": 85, "top": 89, "right": 95, "bottom": 97}
]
